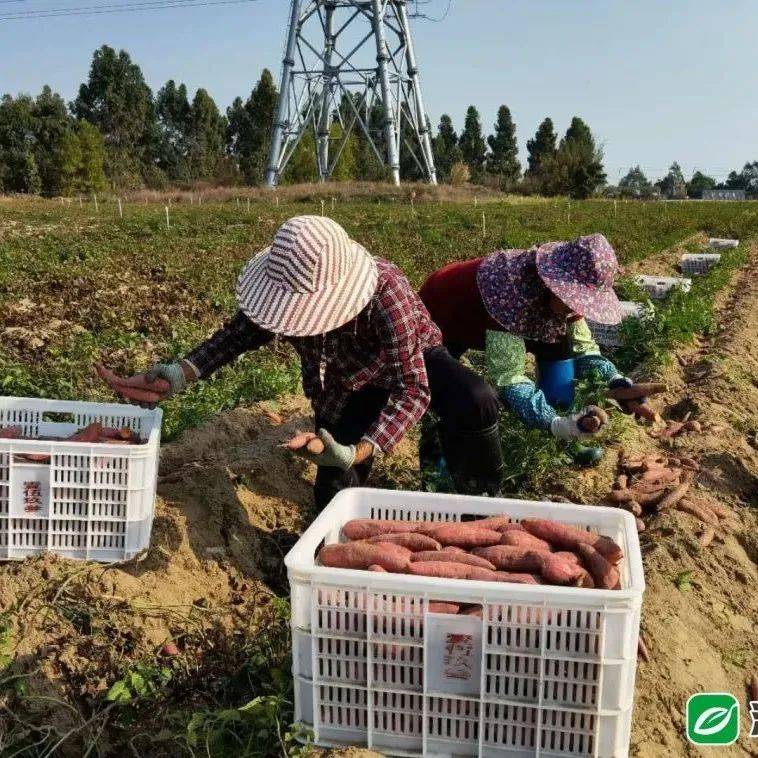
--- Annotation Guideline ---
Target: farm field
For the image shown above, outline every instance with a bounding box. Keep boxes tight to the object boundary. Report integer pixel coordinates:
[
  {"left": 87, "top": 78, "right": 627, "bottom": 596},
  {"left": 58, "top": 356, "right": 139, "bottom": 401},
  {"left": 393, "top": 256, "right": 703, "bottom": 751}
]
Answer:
[{"left": 0, "top": 186, "right": 757, "bottom": 756}]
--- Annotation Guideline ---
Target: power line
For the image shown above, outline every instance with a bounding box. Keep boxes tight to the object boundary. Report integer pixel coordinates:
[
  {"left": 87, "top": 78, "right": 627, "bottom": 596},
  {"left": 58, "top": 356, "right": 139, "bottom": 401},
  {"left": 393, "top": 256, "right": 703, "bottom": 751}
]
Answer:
[{"left": 0, "top": 0, "right": 257, "bottom": 19}]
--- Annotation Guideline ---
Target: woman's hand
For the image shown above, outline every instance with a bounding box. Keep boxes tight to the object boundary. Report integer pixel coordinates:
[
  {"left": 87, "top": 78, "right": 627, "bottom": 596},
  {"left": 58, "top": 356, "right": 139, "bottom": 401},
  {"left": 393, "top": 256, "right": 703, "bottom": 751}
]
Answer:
[
  {"left": 283, "top": 429, "right": 366, "bottom": 471},
  {"left": 96, "top": 362, "right": 193, "bottom": 407}
]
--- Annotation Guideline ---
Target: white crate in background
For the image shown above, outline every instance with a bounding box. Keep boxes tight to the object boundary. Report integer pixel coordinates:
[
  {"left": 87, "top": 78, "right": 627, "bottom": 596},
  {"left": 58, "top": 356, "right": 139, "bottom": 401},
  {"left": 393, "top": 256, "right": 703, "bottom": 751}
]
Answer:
[
  {"left": 708, "top": 238, "right": 738, "bottom": 250},
  {"left": 680, "top": 253, "right": 721, "bottom": 276},
  {"left": 286, "top": 488, "right": 645, "bottom": 758},
  {"left": 587, "top": 301, "right": 646, "bottom": 348},
  {"left": 0, "top": 397, "right": 162, "bottom": 562},
  {"left": 634, "top": 274, "right": 691, "bottom": 299}
]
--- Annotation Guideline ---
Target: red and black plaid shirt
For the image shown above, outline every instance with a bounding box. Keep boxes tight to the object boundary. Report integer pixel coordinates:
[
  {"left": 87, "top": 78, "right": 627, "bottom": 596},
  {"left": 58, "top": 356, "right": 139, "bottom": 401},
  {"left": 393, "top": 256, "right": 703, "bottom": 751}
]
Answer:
[{"left": 186, "top": 259, "right": 442, "bottom": 453}]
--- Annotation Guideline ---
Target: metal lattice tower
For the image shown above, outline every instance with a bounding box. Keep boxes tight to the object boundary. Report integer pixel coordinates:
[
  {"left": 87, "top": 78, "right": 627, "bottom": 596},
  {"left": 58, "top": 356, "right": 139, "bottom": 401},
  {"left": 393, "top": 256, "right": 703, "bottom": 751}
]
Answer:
[{"left": 266, "top": 0, "right": 437, "bottom": 187}]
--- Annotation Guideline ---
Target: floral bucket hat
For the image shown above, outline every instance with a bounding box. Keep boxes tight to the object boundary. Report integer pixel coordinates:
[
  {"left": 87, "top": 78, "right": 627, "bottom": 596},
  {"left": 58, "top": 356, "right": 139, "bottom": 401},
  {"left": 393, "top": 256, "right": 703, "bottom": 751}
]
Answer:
[{"left": 477, "top": 233, "right": 622, "bottom": 342}]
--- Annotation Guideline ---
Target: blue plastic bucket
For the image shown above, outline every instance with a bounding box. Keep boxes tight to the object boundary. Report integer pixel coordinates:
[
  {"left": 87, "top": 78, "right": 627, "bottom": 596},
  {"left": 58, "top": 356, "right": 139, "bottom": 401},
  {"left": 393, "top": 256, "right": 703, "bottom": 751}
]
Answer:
[{"left": 537, "top": 358, "right": 576, "bottom": 409}]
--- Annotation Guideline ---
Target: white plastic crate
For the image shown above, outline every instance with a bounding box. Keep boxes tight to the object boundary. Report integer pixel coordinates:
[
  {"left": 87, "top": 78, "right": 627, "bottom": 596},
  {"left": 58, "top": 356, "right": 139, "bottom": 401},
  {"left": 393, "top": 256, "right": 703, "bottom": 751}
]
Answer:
[
  {"left": 634, "top": 274, "right": 691, "bottom": 299},
  {"left": 680, "top": 253, "right": 721, "bottom": 276},
  {"left": 586, "top": 302, "right": 646, "bottom": 348},
  {"left": 286, "top": 489, "right": 644, "bottom": 758},
  {"left": 0, "top": 397, "right": 162, "bottom": 562},
  {"left": 708, "top": 238, "right": 738, "bottom": 250}
]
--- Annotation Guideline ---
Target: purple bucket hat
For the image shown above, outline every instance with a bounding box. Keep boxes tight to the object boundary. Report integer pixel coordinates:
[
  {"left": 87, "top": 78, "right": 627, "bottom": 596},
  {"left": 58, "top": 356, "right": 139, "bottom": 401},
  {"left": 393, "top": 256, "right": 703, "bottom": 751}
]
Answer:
[
  {"left": 476, "top": 233, "right": 622, "bottom": 342},
  {"left": 535, "top": 233, "right": 622, "bottom": 325}
]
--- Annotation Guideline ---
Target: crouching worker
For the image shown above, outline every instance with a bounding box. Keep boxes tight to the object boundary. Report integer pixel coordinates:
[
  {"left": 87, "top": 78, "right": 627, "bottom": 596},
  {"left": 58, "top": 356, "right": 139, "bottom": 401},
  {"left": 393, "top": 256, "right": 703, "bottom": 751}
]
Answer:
[
  {"left": 419, "top": 233, "right": 655, "bottom": 466},
  {"left": 99, "top": 216, "right": 504, "bottom": 508}
]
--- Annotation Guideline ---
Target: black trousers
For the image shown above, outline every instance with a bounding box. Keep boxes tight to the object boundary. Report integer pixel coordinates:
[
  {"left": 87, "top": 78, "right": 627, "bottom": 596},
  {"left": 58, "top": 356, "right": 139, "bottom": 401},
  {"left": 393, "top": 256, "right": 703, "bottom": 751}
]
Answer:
[{"left": 313, "top": 346, "right": 502, "bottom": 509}]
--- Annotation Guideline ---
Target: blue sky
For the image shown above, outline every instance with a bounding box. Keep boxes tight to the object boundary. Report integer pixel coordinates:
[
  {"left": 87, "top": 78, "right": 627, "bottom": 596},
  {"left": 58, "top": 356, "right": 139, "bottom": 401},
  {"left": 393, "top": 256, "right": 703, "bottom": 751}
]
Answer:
[{"left": 1, "top": 0, "right": 756, "bottom": 183}]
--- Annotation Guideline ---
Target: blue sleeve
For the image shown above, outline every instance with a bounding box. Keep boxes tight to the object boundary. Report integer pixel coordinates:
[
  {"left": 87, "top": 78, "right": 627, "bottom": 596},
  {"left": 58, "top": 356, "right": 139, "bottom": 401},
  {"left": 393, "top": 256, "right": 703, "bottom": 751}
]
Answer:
[
  {"left": 499, "top": 382, "right": 559, "bottom": 431},
  {"left": 574, "top": 353, "right": 620, "bottom": 383}
]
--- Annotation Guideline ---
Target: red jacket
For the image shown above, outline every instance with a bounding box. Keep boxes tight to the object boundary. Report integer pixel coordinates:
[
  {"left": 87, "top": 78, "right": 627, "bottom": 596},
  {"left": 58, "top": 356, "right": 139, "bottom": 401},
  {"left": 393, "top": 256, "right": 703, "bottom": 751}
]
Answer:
[{"left": 418, "top": 257, "right": 502, "bottom": 351}]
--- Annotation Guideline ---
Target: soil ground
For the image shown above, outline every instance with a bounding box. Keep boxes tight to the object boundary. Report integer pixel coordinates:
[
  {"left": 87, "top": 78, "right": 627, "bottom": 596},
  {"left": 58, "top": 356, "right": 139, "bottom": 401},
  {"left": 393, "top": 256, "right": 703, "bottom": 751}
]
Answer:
[{"left": 0, "top": 246, "right": 756, "bottom": 755}]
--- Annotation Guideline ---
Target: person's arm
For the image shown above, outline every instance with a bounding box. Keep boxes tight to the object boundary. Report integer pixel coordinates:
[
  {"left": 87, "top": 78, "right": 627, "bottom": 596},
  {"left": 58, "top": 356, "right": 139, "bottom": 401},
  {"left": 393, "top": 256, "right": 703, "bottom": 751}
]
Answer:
[
  {"left": 486, "top": 330, "right": 602, "bottom": 439},
  {"left": 486, "top": 330, "right": 559, "bottom": 430},
  {"left": 359, "top": 282, "right": 432, "bottom": 457},
  {"left": 571, "top": 319, "right": 623, "bottom": 383},
  {"left": 184, "top": 310, "right": 275, "bottom": 380}
]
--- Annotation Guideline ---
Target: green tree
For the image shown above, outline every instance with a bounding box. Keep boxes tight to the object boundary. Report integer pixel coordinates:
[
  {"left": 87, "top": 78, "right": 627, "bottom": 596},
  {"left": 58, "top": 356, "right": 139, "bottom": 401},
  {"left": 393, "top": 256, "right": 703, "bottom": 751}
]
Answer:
[
  {"left": 723, "top": 161, "right": 758, "bottom": 197},
  {"left": 686, "top": 170, "right": 716, "bottom": 199},
  {"left": 31, "top": 86, "right": 71, "bottom": 195},
  {"left": 655, "top": 161, "right": 687, "bottom": 199},
  {"left": 546, "top": 117, "right": 606, "bottom": 198},
  {"left": 226, "top": 69, "right": 277, "bottom": 184},
  {"left": 432, "top": 114, "right": 462, "bottom": 182},
  {"left": 75, "top": 121, "right": 107, "bottom": 194},
  {"left": 188, "top": 88, "right": 226, "bottom": 180},
  {"left": 329, "top": 121, "right": 357, "bottom": 181},
  {"left": 486, "top": 105, "right": 520, "bottom": 189},
  {"left": 156, "top": 80, "right": 191, "bottom": 180},
  {"left": 525, "top": 117, "right": 557, "bottom": 178},
  {"left": 619, "top": 165, "right": 653, "bottom": 198},
  {"left": 458, "top": 106, "right": 486, "bottom": 181},
  {"left": 72, "top": 45, "right": 158, "bottom": 187},
  {"left": 284, "top": 132, "right": 318, "bottom": 183},
  {"left": 0, "top": 94, "right": 41, "bottom": 193}
]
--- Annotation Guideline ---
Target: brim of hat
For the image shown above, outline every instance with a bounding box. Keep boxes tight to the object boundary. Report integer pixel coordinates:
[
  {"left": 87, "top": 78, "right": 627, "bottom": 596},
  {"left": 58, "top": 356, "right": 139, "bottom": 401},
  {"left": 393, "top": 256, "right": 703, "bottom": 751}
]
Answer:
[
  {"left": 535, "top": 241, "right": 623, "bottom": 325},
  {"left": 236, "top": 241, "right": 378, "bottom": 337}
]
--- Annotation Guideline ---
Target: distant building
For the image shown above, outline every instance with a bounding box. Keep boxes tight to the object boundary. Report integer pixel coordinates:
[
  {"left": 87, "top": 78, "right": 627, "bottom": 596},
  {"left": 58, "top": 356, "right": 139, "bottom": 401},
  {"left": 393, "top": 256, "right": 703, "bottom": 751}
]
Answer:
[{"left": 703, "top": 189, "right": 746, "bottom": 200}]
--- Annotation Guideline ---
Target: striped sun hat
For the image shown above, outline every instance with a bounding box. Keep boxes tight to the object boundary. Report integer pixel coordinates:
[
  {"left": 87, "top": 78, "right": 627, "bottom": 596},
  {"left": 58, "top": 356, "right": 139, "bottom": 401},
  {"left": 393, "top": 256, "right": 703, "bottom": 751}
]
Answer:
[{"left": 236, "top": 215, "right": 378, "bottom": 337}]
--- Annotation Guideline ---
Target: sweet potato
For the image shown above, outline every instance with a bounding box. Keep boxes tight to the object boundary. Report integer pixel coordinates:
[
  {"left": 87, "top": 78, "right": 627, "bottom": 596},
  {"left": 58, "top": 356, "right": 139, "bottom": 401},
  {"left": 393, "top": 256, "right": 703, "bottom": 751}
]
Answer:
[
  {"left": 469, "top": 515, "right": 512, "bottom": 531},
  {"left": 68, "top": 422, "right": 103, "bottom": 443},
  {"left": 631, "top": 489, "right": 668, "bottom": 507},
  {"left": 283, "top": 432, "right": 316, "bottom": 450},
  {"left": 467, "top": 566, "right": 500, "bottom": 581},
  {"left": 520, "top": 519, "right": 623, "bottom": 564},
  {"left": 368, "top": 564, "right": 387, "bottom": 572},
  {"left": 306, "top": 438, "right": 325, "bottom": 455},
  {"left": 460, "top": 604, "right": 483, "bottom": 618},
  {"left": 407, "top": 561, "right": 478, "bottom": 580},
  {"left": 492, "top": 572, "right": 540, "bottom": 585},
  {"left": 420, "top": 524, "right": 502, "bottom": 548},
  {"left": 472, "top": 545, "right": 543, "bottom": 573},
  {"left": 0, "top": 426, "right": 23, "bottom": 439},
  {"left": 638, "top": 636, "right": 650, "bottom": 662},
  {"left": 587, "top": 405, "right": 609, "bottom": 424},
  {"left": 655, "top": 483, "right": 690, "bottom": 511},
  {"left": 635, "top": 518, "right": 646, "bottom": 532},
  {"left": 609, "top": 489, "right": 635, "bottom": 503},
  {"left": 659, "top": 421, "right": 684, "bottom": 439},
  {"left": 341, "top": 519, "right": 423, "bottom": 540},
  {"left": 620, "top": 501, "right": 643, "bottom": 517},
  {"left": 683, "top": 420, "right": 701, "bottom": 432},
  {"left": 577, "top": 544, "right": 620, "bottom": 590},
  {"left": 318, "top": 542, "right": 411, "bottom": 572},
  {"left": 698, "top": 528, "right": 715, "bottom": 548},
  {"left": 630, "top": 480, "right": 670, "bottom": 495},
  {"left": 428, "top": 601, "right": 460, "bottom": 614},
  {"left": 553, "top": 551, "right": 581, "bottom": 565},
  {"left": 367, "top": 533, "right": 441, "bottom": 552},
  {"left": 613, "top": 474, "right": 628, "bottom": 490},
  {"left": 627, "top": 400, "right": 659, "bottom": 423},
  {"left": 695, "top": 499, "right": 732, "bottom": 520},
  {"left": 674, "top": 499, "right": 719, "bottom": 526},
  {"left": 606, "top": 382, "right": 666, "bottom": 401},
  {"left": 499, "top": 531, "right": 552, "bottom": 552},
  {"left": 496, "top": 523, "right": 527, "bottom": 533},
  {"left": 441, "top": 546, "right": 466, "bottom": 554},
  {"left": 574, "top": 569, "right": 595, "bottom": 589},
  {"left": 410, "top": 551, "right": 495, "bottom": 570},
  {"left": 640, "top": 467, "right": 678, "bottom": 483},
  {"left": 579, "top": 415, "right": 601, "bottom": 433}
]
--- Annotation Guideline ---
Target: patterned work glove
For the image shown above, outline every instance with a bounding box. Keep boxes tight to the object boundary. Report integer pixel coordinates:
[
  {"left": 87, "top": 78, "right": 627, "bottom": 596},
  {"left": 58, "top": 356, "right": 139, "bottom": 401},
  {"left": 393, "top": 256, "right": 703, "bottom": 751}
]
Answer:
[
  {"left": 550, "top": 407, "right": 605, "bottom": 441},
  {"left": 296, "top": 429, "right": 356, "bottom": 471},
  {"left": 608, "top": 375, "right": 646, "bottom": 413},
  {"left": 145, "top": 362, "right": 188, "bottom": 398}
]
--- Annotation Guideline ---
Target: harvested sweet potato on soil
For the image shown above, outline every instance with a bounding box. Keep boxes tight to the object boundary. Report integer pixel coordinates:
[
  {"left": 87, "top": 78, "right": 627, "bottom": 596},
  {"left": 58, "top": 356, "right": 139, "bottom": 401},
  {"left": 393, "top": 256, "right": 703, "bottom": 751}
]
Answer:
[
  {"left": 656, "top": 483, "right": 690, "bottom": 511},
  {"left": 606, "top": 382, "right": 666, "bottom": 401},
  {"left": 674, "top": 499, "right": 719, "bottom": 526}
]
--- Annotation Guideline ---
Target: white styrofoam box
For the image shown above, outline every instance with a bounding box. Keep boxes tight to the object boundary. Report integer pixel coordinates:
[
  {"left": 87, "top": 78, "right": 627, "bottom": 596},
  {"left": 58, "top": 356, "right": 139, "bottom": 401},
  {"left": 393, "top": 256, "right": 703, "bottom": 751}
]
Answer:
[
  {"left": 634, "top": 274, "right": 691, "bottom": 299},
  {"left": 285, "top": 488, "right": 644, "bottom": 758},
  {"left": 587, "top": 301, "right": 646, "bottom": 348},
  {"left": 680, "top": 253, "right": 721, "bottom": 276},
  {"left": 0, "top": 397, "right": 162, "bottom": 562},
  {"left": 708, "top": 238, "right": 738, "bottom": 250}
]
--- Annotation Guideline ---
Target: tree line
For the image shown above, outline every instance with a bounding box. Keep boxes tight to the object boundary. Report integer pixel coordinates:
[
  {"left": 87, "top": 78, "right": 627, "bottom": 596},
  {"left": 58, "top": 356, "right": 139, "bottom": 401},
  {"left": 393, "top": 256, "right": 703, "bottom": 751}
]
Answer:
[{"left": 1, "top": 44, "right": 755, "bottom": 199}]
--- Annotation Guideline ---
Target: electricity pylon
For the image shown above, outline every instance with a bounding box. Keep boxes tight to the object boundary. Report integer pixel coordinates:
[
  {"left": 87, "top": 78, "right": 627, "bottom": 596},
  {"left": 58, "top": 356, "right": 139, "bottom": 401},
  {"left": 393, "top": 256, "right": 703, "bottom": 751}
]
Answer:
[{"left": 265, "top": 0, "right": 437, "bottom": 187}]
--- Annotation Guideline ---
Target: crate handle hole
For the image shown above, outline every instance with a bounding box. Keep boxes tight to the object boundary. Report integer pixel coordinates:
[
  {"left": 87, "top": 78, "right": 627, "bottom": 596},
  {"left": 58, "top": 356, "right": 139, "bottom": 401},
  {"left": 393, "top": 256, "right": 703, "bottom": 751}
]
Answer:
[{"left": 42, "top": 412, "right": 75, "bottom": 424}]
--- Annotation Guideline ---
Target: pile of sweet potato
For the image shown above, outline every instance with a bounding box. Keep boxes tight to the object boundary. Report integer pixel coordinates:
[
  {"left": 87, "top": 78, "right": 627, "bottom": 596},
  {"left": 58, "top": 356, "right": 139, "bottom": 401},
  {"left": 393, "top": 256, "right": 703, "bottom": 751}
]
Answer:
[
  {"left": 0, "top": 423, "right": 142, "bottom": 463},
  {"left": 317, "top": 516, "right": 625, "bottom": 590},
  {"left": 608, "top": 451, "right": 733, "bottom": 543}
]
